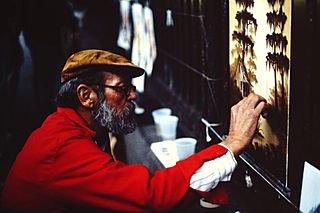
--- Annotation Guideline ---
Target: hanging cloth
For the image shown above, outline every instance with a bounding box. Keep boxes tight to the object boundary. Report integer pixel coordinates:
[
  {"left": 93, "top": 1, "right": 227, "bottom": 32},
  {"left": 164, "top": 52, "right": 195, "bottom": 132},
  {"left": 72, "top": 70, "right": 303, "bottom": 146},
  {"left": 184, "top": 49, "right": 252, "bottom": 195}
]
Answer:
[
  {"left": 143, "top": 5, "right": 157, "bottom": 76},
  {"left": 117, "top": 0, "right": 132, "bottom": 51},
  {"left": 131, "top": 2, "right": 146, "bottom": 93},
  {"left": 131, "top": 2, "right": 157, "bottom": 93}
]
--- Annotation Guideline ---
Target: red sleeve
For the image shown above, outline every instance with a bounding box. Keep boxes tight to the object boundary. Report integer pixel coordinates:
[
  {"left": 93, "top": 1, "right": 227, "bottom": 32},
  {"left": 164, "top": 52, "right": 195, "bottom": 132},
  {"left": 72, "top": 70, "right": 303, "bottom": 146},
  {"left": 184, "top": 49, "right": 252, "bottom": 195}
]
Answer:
[{"left": 47, "top": 138, "right": 228, "bottom": 212}]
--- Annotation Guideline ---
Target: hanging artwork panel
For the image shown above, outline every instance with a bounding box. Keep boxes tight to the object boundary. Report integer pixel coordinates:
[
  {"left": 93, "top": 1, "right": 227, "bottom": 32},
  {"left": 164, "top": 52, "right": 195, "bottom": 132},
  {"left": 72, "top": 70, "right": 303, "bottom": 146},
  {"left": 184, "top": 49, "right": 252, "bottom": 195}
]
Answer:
[{"left": 229, "top": 0, "right": 291, "bottom": 183}]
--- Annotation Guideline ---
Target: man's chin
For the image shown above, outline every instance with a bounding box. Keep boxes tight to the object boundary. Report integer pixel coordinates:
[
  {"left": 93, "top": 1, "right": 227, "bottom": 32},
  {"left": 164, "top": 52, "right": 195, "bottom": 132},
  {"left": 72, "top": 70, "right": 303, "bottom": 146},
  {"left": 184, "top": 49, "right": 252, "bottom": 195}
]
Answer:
[{"left": 106, "top": 119, "right": 137, "bottom": 135}]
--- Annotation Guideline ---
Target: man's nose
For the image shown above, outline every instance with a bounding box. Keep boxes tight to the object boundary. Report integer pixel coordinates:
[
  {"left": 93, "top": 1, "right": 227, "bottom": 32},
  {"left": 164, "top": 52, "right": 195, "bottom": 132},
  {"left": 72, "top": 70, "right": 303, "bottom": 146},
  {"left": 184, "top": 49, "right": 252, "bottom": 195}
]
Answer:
[{"left": 127, "top": 88, "right": 137, "bottom": 100}]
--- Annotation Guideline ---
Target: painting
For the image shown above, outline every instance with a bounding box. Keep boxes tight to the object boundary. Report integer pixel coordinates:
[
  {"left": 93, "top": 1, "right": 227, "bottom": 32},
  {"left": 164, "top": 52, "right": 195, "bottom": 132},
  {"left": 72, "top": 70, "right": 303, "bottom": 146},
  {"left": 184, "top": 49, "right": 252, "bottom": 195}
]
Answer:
[{"left": 229, "top": 0, "right": 291, "bottom": 183}]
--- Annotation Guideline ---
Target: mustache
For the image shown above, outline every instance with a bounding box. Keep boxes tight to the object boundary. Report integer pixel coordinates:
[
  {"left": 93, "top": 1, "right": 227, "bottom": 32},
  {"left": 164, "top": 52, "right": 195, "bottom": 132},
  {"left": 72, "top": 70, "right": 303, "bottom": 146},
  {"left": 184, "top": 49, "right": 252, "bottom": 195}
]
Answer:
[{"left": 127, "top": 101, "right": 136, "bottom": 112}]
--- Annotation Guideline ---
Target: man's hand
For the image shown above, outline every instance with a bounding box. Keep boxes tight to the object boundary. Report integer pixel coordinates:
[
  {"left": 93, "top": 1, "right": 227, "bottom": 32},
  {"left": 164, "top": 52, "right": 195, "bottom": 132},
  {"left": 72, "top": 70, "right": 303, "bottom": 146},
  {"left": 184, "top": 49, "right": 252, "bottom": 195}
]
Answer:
[{"left": 221, "top": 93, "right": 266, "bottom": 155}]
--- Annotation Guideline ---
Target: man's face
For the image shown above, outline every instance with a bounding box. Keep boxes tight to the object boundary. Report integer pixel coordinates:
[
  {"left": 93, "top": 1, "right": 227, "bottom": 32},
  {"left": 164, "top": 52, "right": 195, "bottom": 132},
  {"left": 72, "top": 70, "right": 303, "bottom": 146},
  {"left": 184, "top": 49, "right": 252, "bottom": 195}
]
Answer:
[{"left": 91, "top": 72, "right": 137, "bottom": 134}]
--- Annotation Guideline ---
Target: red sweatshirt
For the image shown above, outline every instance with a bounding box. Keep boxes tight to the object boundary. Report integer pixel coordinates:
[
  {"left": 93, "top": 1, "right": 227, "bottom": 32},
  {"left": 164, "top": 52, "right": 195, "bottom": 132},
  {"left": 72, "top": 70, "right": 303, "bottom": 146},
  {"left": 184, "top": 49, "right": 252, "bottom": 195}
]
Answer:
[{"left": 1, "top": 107, "right": 229, "bottom": 212}]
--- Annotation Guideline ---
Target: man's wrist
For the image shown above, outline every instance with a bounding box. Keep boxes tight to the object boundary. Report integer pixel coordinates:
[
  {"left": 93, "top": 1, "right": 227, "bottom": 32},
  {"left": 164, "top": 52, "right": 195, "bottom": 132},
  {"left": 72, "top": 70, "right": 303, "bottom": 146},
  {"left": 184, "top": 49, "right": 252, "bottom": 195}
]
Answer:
[{"left": 220, "top": 136, "right": 248, "bottom": 156}]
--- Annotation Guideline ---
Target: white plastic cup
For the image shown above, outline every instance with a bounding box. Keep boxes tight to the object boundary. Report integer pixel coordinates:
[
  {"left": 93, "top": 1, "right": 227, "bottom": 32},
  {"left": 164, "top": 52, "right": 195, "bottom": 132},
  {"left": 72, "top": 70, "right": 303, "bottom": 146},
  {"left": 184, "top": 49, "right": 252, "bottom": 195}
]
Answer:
[
  {"left": 152, "top": 107, "right": 172, "bottom": 116},
  {"left": 152, "top": 108, "right": 172, "bottom": 137},
  {"left": 156, "top": 115, "right": 179, "bottom": 140},
  {"left": 174, "top": 137, "right": 197, "bottom": 160}
]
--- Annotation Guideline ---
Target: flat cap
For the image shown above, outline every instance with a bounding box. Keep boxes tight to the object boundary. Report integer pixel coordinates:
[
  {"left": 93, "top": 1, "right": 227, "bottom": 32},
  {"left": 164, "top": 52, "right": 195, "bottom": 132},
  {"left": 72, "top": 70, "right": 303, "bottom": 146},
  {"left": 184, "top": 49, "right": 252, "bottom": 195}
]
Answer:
[{"left": 61, "top": 49, "right": 145, "bottom": 83}]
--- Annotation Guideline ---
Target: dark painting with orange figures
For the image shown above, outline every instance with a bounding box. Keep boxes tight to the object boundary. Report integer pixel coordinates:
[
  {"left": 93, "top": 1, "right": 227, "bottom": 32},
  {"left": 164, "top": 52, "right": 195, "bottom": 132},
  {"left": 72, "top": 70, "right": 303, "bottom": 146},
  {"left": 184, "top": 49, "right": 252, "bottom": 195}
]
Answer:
[{"left": 229, "top": 0, "right": 291, "bottom": 183}]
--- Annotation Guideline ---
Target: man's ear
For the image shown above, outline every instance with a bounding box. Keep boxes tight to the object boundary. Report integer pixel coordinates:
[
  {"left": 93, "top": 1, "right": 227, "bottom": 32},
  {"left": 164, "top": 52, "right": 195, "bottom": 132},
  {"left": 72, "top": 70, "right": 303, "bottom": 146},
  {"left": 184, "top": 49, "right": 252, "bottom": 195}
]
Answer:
[{"left": 76, "top": 84, "right": 98, "bottom": 108}]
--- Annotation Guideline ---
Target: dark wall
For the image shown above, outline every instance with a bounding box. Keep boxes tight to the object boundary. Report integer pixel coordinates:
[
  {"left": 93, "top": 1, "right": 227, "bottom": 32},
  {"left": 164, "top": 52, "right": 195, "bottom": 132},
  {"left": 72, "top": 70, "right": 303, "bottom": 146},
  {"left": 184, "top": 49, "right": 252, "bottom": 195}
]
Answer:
[
  {"left": 289, "top": 0, "right": 320, "bottom": 205},
  {"left": 147, "top": 0, "right": 229, "bottom": 151}
]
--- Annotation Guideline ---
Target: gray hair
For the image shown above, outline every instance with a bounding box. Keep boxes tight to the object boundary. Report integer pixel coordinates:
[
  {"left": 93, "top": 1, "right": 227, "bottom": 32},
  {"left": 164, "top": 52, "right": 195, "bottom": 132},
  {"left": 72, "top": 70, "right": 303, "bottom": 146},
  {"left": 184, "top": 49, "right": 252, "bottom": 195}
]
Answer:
[{"left": 56, "top": 71, "right": 104, "bottom": 109}]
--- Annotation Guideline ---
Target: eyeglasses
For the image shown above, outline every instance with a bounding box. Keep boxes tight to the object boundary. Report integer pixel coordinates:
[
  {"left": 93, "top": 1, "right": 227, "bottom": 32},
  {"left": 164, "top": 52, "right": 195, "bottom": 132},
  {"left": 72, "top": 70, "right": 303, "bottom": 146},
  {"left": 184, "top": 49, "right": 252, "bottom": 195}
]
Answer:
[{"left": 96, "top": 84, "right": 136, "bottom": 96}]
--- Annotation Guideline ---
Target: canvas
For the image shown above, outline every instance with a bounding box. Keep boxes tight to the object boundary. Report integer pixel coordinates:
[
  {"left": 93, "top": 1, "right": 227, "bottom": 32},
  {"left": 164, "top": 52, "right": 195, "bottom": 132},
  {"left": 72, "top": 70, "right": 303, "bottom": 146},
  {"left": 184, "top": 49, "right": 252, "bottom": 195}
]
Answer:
[{"left": 229, "top": 0, "right": 291, "bottom": 183}]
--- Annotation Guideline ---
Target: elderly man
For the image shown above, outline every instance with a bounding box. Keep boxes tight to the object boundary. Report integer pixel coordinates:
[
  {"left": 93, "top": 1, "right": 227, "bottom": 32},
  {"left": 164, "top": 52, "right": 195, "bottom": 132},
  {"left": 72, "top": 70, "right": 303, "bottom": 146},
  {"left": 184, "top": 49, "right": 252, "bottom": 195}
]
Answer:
[{"left": 1, "top": 49, "right": 266, "bottom": 212}]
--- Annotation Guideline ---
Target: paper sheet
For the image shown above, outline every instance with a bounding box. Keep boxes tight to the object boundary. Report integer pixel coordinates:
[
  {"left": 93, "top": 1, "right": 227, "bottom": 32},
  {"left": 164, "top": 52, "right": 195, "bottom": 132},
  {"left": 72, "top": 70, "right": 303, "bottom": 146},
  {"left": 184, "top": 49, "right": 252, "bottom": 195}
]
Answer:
[
  {"left": 150, "top": 140, "right": 179, "bottom": 168},
  {"left": 300, "top": 161, "right": 320, "bottom": 213}
]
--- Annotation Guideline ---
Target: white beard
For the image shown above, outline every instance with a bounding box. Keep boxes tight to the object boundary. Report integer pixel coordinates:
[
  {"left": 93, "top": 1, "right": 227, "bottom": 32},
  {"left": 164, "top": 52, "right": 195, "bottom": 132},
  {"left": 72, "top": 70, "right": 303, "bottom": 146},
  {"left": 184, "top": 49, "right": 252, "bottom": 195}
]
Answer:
[{"left": 92, "top": 97, "right": 137, "bottom": 134}]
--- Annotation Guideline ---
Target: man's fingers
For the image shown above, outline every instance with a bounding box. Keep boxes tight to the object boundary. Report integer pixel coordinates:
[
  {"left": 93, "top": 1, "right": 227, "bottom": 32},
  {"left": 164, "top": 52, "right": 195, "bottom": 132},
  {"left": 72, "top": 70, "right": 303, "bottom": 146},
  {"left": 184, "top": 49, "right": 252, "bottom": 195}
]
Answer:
[
  {"left": 255, "top": 100, "right": 266, "bottom": 115},
  {"left": 243, "top": 93, "right": 266, "bottom": 109},
  {"left": 233, "top": 94, "right": 267, "bottom": 115},
  {"left": 234, "top": 96, "right": 247, "bottom": 108},
  {"left": 248, "top": 94, "right": 265, "bottom": 107}
]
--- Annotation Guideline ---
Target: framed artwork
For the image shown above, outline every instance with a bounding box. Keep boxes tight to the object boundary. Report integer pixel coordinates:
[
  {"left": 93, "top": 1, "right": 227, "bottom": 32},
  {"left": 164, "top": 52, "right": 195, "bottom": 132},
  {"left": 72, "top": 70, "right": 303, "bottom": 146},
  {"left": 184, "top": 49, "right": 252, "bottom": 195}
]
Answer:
[{"left": 229, "top": 0, "right": 291, "bottom": 184}]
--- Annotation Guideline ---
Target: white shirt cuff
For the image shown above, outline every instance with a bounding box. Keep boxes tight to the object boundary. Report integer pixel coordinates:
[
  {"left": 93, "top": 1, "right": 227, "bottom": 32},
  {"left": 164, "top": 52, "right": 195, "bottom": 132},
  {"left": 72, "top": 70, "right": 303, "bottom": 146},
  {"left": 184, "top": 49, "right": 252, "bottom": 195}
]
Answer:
[{"left": 189, "top": 143, "right": 237, "bottom": 192}]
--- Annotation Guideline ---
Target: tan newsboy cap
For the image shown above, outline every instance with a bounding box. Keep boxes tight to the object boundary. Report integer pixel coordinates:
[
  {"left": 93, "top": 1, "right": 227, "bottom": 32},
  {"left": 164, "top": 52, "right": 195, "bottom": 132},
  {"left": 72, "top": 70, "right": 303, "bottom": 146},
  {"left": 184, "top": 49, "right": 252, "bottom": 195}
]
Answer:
[{"left": 61, "top": 49, "right": 145, "bottom": 83}]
